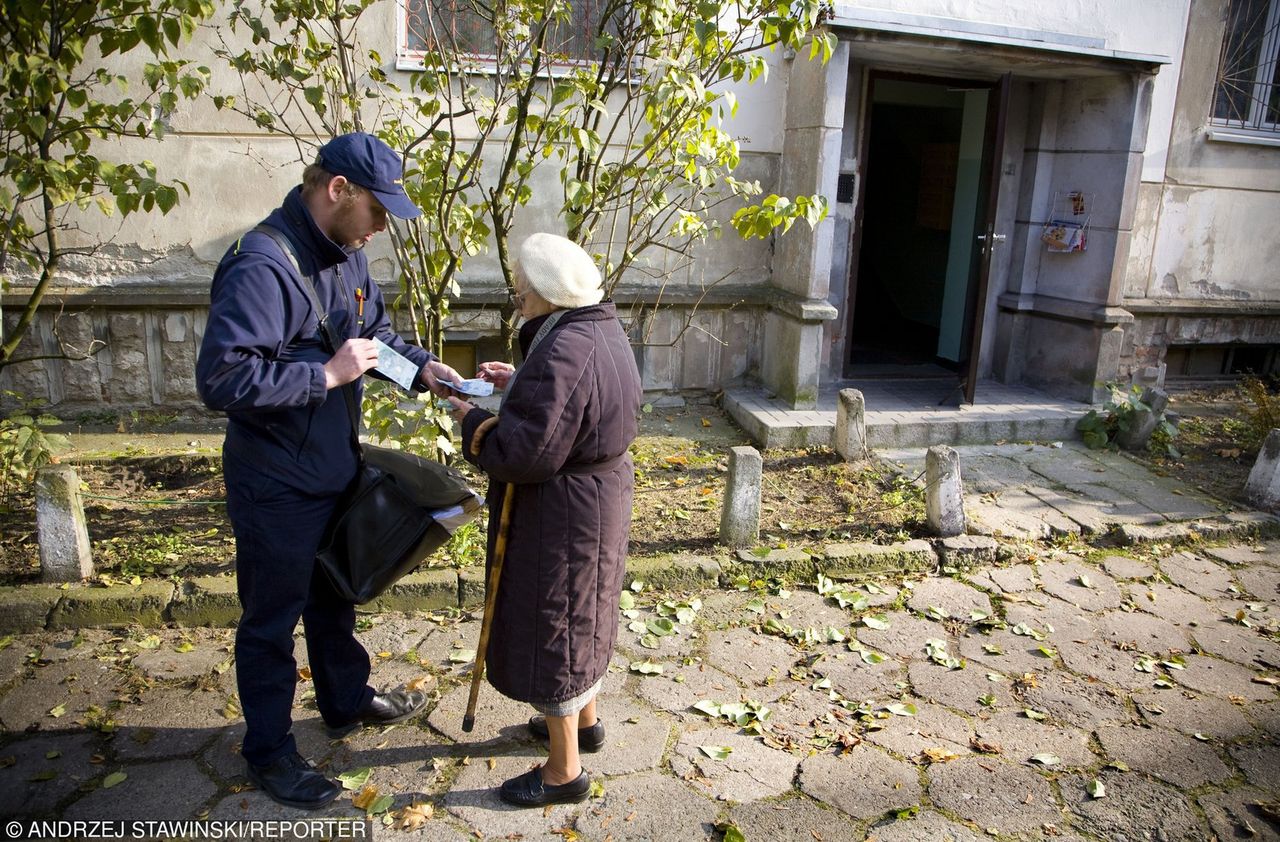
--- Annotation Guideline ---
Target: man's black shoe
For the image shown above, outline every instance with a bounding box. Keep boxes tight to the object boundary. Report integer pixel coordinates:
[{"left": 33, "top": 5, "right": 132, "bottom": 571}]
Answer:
[
  {"left": 326, "top": 687, "right": 427, "bottom": 738},
  {"left": 526, "top": 716, "right": 606, "bottom": 752},
  {"left": 246, "top": 751, "right": 340, "bottom": 810},
  {"left": 499, "top": 767, "right": 590, "bottom": 807}
]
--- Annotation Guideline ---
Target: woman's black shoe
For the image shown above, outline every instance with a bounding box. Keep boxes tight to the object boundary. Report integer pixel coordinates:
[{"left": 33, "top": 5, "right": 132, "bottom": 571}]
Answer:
[
  {"left": 526, "top": 716, "right": 606, "bottom": 752},
  {"left": 499, "top": 767, "right": 590, "bottom": 807},
  {"left": 246, "top": 751, "right": 340, "bottom": 810}
]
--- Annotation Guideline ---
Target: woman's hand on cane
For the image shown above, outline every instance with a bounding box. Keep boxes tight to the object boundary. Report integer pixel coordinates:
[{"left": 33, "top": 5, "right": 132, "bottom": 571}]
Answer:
[{"left": 447, "top": 396, "right": 474, "bottom": 426}]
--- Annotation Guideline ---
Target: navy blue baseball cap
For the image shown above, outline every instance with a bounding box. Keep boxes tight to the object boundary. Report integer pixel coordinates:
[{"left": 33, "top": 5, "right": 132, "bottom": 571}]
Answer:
[{"left": 317, "top": 132, "right": 421, "bottom": 219}]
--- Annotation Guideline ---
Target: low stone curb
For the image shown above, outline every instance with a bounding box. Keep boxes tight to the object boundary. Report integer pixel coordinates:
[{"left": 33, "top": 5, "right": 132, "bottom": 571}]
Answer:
[{"left": 3, "top": 514, "right": 1275, "bottom": 633}]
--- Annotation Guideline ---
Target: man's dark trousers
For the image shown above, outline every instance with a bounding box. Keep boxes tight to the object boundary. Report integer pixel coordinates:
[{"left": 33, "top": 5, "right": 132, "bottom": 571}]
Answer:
[{"left": 225, "top": 453, "right": 375, "bottom": 766}]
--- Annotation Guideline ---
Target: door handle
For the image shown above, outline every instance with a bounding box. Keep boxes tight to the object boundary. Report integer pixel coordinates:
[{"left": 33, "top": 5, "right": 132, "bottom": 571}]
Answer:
[{"left": 976, "top": 234, "right": 1007, "bottom": 242}]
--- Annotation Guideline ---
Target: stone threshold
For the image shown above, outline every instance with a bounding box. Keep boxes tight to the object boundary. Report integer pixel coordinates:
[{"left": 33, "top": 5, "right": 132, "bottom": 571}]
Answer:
[{"left": 6, "top": 511, "right": 1277, "bottom": 634}]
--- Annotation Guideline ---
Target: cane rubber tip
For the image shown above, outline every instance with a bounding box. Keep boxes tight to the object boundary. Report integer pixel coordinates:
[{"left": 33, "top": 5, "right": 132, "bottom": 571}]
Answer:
[{"left": 462, "top": 716, "right": 475, "bottom": 733}]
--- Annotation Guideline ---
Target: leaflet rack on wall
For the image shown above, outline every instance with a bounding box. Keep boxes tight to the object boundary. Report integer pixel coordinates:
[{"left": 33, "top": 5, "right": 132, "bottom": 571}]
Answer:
[{"left": 1040, "top": 190, "right": 1091, "bottom": 253}]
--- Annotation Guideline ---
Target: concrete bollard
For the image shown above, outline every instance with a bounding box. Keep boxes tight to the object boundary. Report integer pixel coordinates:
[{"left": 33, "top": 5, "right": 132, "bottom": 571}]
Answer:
[
  {"left": 834, "top": 389, "right": 867, "bottom": 461},
  {"left": 720, "top": 445, "right": 763, "bottom": 549},
  {"left": 35, "top": 464, "right": 94, "bottom": 582},
  {"left": 1117, "top": 387, "right": 1169, "bottom": 451},
  {"left": 925, "top": 445, "right": 966, "bottom": 537},
  {"left": 1245, "top": 428, "right": 1280, "bottom": 511}
]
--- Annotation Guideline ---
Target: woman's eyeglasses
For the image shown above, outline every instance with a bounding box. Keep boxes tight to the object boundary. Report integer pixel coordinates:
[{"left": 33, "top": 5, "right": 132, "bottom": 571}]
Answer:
[{"left": 508, "top": 289, "right": 529, "bottom": 307}]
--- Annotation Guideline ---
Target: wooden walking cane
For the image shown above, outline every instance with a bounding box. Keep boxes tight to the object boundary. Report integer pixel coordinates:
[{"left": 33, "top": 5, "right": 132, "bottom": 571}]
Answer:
[{"left": 462, "top": 482, "right": 516, "bottom": 732}]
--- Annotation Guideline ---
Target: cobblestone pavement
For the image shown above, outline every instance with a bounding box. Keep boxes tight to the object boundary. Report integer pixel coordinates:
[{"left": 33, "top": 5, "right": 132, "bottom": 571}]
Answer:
[{"left": 1, "top": 542, "right": 1278, "bottom": 841}]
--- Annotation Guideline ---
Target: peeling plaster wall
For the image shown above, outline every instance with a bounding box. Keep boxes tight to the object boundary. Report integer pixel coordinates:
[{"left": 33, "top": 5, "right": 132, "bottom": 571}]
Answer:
[{"left": 1118, "top": 0, "right": 1280, "bottom": 385}]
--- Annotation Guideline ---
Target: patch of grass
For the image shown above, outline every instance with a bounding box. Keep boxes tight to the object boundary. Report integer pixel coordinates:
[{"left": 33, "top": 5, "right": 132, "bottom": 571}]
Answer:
[
  {"left": 432, "top": 519, "right": 486, "bottom": 568},
  {"left": 94, "top": 530, "right": 206, "bottom": 578}
]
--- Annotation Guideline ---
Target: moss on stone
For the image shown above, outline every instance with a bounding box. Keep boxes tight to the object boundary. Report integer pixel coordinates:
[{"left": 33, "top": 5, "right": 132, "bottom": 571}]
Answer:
[
  {"left": 365, "top": 568, "right": 460, "bottom": 614},
  {"left": 49, "top": 581, "right": 174, "bottom": 629}
]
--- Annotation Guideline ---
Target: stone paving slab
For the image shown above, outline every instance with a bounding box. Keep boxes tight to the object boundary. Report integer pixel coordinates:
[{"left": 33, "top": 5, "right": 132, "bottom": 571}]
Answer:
[
  {"left": 1019, "top": 670, "right": 1132, "bottom": 730},
  {"left": 967, "top": 488, "right": 1079, "bottom": 539},
  {"left": 1174, "top": 653, "right": 1278, "bottom": 701},
  {"left": 64, "top": 758, "right": 218, "bottom": 821},
  {"left": 0, "top": 732, "right": 99, "bottom": 817},
  {"left": 634, "top": 660, "right": 744, "bottom": 717},
  {"left": 1160, "top": 550, "right": 1238, "bottom": 597},
  {"left": 1096, "top": 723, "right": 1234, "bottom": 788},
  {"left": 965, "top": 563, "right": 1038, "bottom": 595},
  {"left": 0, "top": 659, "right": 124, "bottom": 732},
  {"left": 927, "top": 756, "right": 1060, "bottom": 835},
  {"left": 578, "top": 770, "right": 719, "bottom": 841},
  {"left": 811, "top": 651, "right": 905, "bottom": 703},
  {"left": 1037, "top": 557, "right": 1124, "bottom": 611},
  {"left": 1060, "top": 769, "right": 1207, "bottom": 841},
  {"left": 905, "top": 577, "right": 992, "bottom": 620},
  {"left": 1198, "top": 785, "right": 1280, "bottom": 842},
  {"left": 972, "top": 711, "right": 1095, "bottom": 768},
  {"left": 1132, "top": 688, "right": 1255, "bottom": 739},
  {"left": 1, "top": 536, "right": 1278, "bottom": 840},
  {"left": 131, "top": 646, "right": 231, "bottom": 683},
  {"left": 1101, "top": 554, "right": 1156, "bottom": 580},
  {"left": 1193, "top": 616, "right": 1280, "bottom": 669},
  {"left": 1231, "top": 741, "right": 1280, "bottom": 792},
  {"left": 702, "top": 627, "right": 799, "bottom": 691},
  {"left": 112, "top": 686, "right": 228, "bottom": 761},
  {"left": 1129, "top": 580, "right": 1215, "bottom": 626},
  {"left": 670, "top": 727, "right": 799, "bottom": 802},
  {"left": 1097, "top": 609, "right": 1193, "bottom": 653},
  {"left": 908, "top": 659, "right": 1018, "bottom": 715},
  {"left": 865, "top": 809, "right": 984, "bottom": 842},
  {"left": 1057, "top": 640, "right": 1167, "bottom": 692},
  {"left": 1238, "top": 563, "right": 1280, "bottom": 605},
  {"left": 797, "top": 745, "right": 921, "bottom": 819},
  {"left": 1002, "top": 594, "right": 1100, "bottom": 641},
  {"left": 959, "top": 627, "right": 1064, "bottom": 676},
  {"left": 855, "top": 611, "right": 954, "bottom": 660},
  {"left": 863, "top": 699, "right": 972, "bottom": 758},
  {"left": 727, "top": 795, "right": 862, "bottom": 842}
]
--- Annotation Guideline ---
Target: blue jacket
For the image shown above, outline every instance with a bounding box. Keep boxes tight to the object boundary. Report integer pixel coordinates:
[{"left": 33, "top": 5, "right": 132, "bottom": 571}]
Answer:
[{"left": 196, "top": 186, "right": 433, "bottom": 495}]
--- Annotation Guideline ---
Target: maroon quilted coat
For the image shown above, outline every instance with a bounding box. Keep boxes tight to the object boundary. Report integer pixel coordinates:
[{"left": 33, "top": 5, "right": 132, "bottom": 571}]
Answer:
[{"left": 460, "top": 303, "right": 642, "bottom": 704}]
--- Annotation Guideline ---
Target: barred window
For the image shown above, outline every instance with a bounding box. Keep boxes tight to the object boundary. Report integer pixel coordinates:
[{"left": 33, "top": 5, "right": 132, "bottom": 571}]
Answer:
[
  {"left": 401, "top": 0, "right": 616, "bottom": 66},
  {"left": 1212, "top": 0, "right": 1280, "bottom": 134}
]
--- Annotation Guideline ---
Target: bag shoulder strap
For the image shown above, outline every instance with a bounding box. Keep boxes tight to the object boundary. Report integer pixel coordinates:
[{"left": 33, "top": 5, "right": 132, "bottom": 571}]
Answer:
[
  {"left": 252, "top": 223, "right": 363, "bottom": 451},
  {"left": 500, "top": 310, "right": 566, "bottom": 410}
]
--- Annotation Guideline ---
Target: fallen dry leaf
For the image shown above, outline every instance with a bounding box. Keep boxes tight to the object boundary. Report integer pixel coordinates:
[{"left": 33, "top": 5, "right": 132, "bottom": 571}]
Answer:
[
  {"left": 352, "top": 784, "right": 380, "bottom": 810},
  {"left": 398, "top": 802, "right": 433, "bottom": 831},
  {"left": 297, "top": 666, "right": 312, "bottom": 681},
  {"left": 1251, "top": 675, "right": 1278, "bottom": 686},
  {"left": 970, "top": 737, "right": 1003, "bottom": 754},
  {"left": 920, "top": 747, "right": 961, "bottom": 764},
  {"left": 406, "top": 675, "right": 431, "bottom": 693}
]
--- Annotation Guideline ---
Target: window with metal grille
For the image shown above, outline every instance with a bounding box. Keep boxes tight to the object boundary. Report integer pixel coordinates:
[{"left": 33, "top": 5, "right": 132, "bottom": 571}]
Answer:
[
  {"left": 400, "top": 0, "right": 616, "bottom": 68},
  {"left": 1212, "top": 0, "right": 1280, "bottom": 135}
]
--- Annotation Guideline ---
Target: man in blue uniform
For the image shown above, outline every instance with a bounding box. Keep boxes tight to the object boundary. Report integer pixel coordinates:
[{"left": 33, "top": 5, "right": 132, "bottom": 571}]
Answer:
[{"left": 196, "top": 133, "right": 461, "bottom": 809}]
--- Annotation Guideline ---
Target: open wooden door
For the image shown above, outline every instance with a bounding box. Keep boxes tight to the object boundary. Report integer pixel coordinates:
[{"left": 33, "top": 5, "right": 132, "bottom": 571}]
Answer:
[{"left": 961, "top": 72, "right": 1012, "bottom": 405}]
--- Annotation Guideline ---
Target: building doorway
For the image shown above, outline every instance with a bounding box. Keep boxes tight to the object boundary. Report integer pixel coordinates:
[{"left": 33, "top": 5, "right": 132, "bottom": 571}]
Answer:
[{"left": 846, "top": 73, "right": 1005, "bottom": 397}]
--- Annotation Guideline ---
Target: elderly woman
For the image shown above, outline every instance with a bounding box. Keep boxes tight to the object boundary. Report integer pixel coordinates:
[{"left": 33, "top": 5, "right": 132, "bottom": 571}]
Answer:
[{"left": 448, "top": 233, "right": 642, "bottom": 807}]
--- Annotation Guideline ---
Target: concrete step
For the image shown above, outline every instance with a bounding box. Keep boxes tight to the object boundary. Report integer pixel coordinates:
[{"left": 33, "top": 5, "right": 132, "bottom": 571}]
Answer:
[{"left": 724, "top": 384, "right": 1092, "bottom": 450}]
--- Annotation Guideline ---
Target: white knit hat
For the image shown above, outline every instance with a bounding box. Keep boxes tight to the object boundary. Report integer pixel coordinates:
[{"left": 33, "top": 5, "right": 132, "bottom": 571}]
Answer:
[{"left": 517, "top": 233, "right": 603, "bottom": 309}]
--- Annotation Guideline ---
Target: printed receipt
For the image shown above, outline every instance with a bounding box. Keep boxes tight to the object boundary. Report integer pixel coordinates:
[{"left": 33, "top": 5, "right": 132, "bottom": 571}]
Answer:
[{"left": 372, "top": 338, "right": 420, "bottom": 391}]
